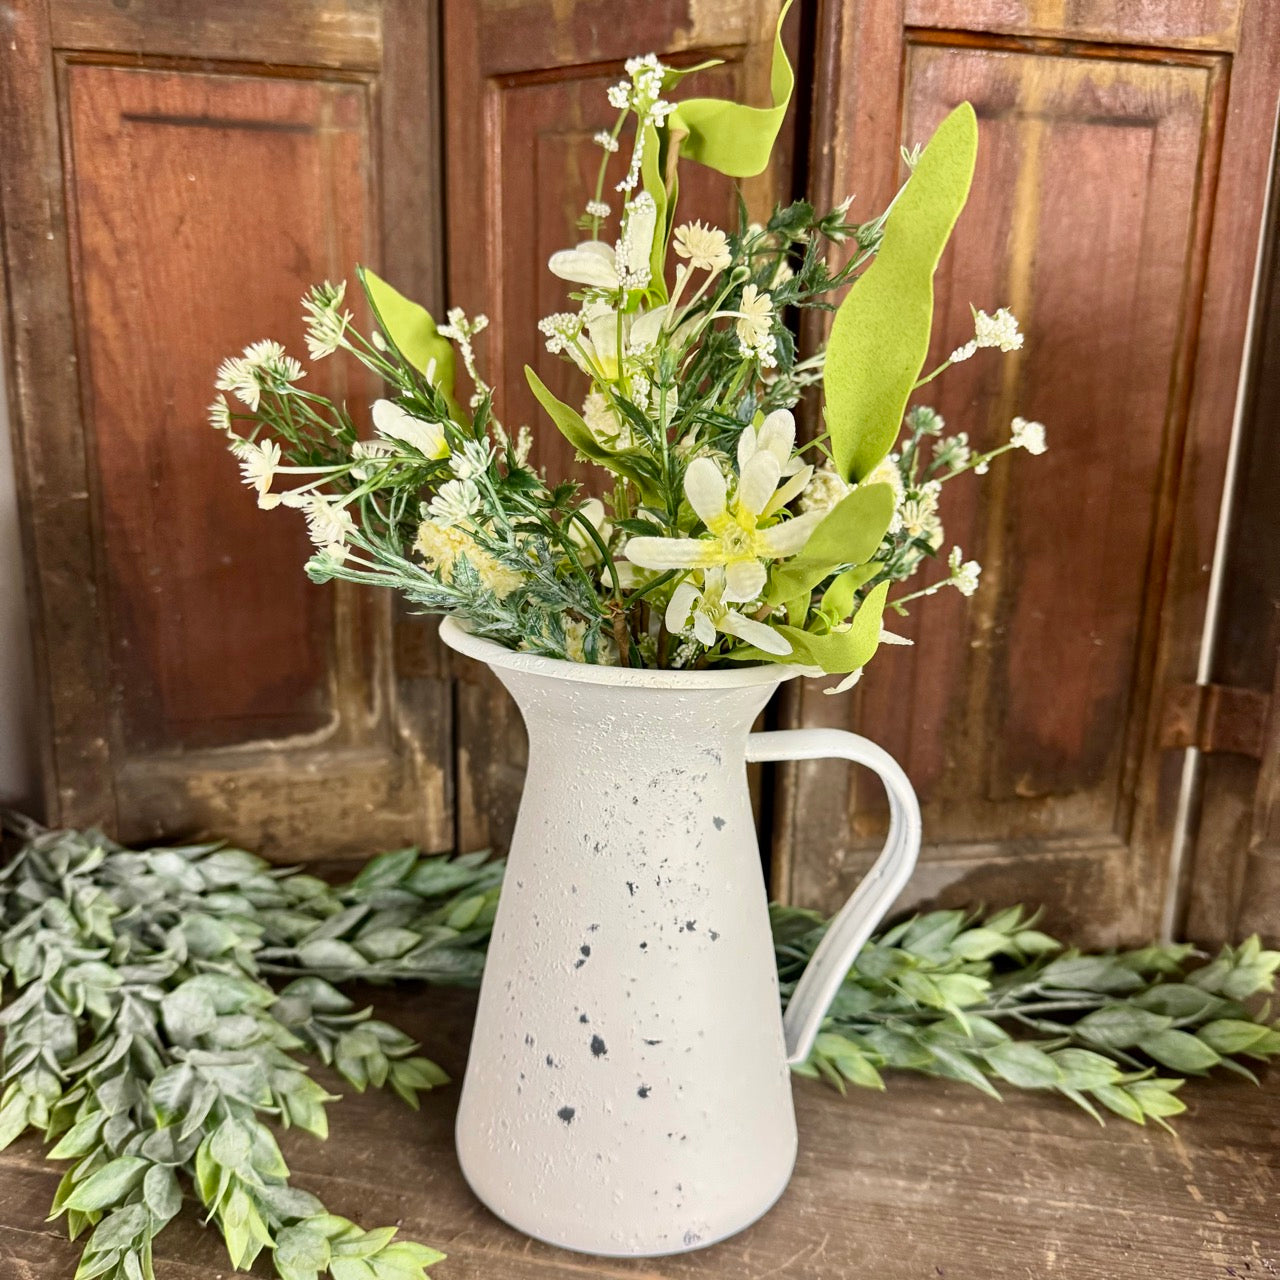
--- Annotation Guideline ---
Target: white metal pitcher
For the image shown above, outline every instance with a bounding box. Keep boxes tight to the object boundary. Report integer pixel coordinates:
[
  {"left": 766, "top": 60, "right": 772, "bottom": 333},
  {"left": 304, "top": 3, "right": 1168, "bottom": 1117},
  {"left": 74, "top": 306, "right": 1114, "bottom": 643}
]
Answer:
[{"left": 440, "top": 619, "right": 921, "bottom": 1257}]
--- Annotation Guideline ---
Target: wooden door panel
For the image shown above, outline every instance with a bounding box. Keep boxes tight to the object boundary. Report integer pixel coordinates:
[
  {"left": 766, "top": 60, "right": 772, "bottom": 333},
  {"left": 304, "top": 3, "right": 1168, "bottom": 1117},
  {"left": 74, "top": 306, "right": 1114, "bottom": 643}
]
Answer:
[
  {"left": 777, "top": 0, "right": 1276, "bottom": 944},
  {"left": 443, "top": 0, "right": 795, "bottom": 853},
  {"left": 66, "top": 66, "right": 369, "bottom": 749},
  {"left": 2, "top": 0, "right": 453, "bottom": 858}
]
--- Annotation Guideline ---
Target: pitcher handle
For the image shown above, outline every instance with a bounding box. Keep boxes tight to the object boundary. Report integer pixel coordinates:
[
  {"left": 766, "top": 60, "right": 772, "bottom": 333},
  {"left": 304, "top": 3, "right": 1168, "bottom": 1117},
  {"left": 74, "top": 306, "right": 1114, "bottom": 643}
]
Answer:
[{"left": 746, "top": 728, "right": 922, "bottom": 1066}]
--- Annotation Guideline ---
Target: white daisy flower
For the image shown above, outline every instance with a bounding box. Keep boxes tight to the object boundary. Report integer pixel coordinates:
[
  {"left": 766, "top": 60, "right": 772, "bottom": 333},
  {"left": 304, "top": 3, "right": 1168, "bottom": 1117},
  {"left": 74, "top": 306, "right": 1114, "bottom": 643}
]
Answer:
[
  {"left": 672, "top": 221, "right": 732, "bottom": 273},
  {"left": 665, "top": 567, "right": 791, "bottom": 656}
]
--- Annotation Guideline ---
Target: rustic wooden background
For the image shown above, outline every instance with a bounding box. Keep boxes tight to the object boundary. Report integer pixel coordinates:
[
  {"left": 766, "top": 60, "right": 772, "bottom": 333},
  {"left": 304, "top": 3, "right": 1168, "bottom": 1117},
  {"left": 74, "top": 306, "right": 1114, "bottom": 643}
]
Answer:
[{"left": 3, "top": 0, "right": 1279, "bottom": 947}]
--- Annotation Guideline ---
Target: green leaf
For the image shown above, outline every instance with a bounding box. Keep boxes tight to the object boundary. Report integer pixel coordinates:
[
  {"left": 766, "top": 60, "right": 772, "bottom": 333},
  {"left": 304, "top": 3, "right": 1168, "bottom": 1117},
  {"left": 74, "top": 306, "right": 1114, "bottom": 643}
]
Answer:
[
  {"left": 1132, "top": 983, "right": 1230, "bottom": 1022},
  {"left": 525, "top": 366, "right": 657, "bottom": 498},
  {"left": 1091, "top": 1083, "right": 1146, "bottom": 1125},
  {"left": 159, "top": 983, "right": 217, "bottom": 1044},
  {"left": 767, "top": 580, "right": 892, "bottom": 674},
  {"left": 276, "top": 1224, "right": 332, "bottom": 1280},
  {"left": 48, "top": 1111, "right": 107, "bottom": 1160},
  {"left": 64, "top": 1156, "right": 148, "bottom": 1212},
  {"left": 983, "top": 1041, "right": 1061, "bottom": 1089},
  {"left": 1038, "top": 955, "right": 1145, "bottom": 994},
  {"left": 142, "top": 1164, "right": 181, "bottom": 1222},
  {"left": 1200, "top": 1018, "right": 1279, "bottom": 1056},
  {"left": 1127, "top": 1078, "right": 1188, "bottom": 1122},
  {"left": 824, "top": 103, "right": 978, "bottom": 480},
  {"left": 358, "top": 267, "right": 456, "bottom": 398},
  {"left": 669, "top": 0, "right": 794, "bottom": 179},
  {"left": 1075, "top": 1004, "right": 1173, "bottom": 1050},
  {"left": 0, "top": 1091, "right": 30, "bottom": 1151},
  {"left": 1137, "top": 1029, "right": 1221, "bottom": 1073},
  {"left": 765, "top": 484, "right": 895, "bottom": 606},
  {"left": 352, "top": 847, "right": 420, "bottom": 893},
  {"left": 949, "top": 927, "right": 1016, "bottom": 962},
  {"left": 1050, "top": 1048, "right": 1122, "bottom": 1091}
]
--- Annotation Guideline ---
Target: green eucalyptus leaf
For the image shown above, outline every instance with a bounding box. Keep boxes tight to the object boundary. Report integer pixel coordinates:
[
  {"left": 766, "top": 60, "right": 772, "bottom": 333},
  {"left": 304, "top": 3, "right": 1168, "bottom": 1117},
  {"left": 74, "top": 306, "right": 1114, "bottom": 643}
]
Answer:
[
  {"left": 982, "top": 1042, "right": 1061, "bottom": 1089},
  {"left": 142, "top": 1163, "right": 182, "bottom": 1222},
  {"left": 1137, "top": 1029, "right": 1221, "bottom": 1073},
  {"left": 64, "top": 1156, "right": 148, "bottom": 1212},
  {"left": 1075, "top": 1004, "right": 1173, "bottom": 1050},
  {"left": 824, "top": 103, "right": 978, "bottom": 481}
]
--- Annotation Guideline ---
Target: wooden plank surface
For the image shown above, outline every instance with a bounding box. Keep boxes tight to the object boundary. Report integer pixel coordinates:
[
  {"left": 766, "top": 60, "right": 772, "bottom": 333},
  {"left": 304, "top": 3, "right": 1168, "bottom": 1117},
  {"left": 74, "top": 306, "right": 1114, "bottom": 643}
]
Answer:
[{"left": 2, "top": 988, "right": 1275, "bottom": 1279}]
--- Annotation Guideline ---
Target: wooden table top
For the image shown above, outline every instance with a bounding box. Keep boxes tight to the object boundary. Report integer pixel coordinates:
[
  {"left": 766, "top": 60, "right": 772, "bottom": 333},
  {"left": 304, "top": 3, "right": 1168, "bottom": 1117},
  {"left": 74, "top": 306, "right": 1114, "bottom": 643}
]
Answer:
[{"left": 2, "top": 988, "right": 1276, "bottom": 1279}]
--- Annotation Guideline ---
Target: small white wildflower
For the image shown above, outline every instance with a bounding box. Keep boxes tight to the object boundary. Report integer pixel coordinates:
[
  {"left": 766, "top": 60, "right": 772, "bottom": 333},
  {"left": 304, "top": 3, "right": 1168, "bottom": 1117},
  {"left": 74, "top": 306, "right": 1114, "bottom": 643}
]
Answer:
[
  {"left": 350, "top": 437, "right": 396, "bottom": 481},
  {"left": 538, "top": 311, "right": 581, "bottom": 355},
  {"left": 585, "top": 199, "right": 611, "bottom": 220},
  {"left": 607, "top": 81, "right": 631, "bottom": 109},
  {"left": 672, "top": 221, "right": 731, "bottom": 273},
  {"left": 800, "top": 465, "right": 851, "bottom": 516},
  {"left": 371, "top": 398, "right": 449, "bottom": 460},
  {"left": 949, "top": 545, "right": 981, "bottom": 596},
  {"left": 301, "top": 280, "right": 351, "bottom": 360},
  {"left": 303, "top": 495, "right": 355, "bottom": 562},
  {"left": 231, "top": 437, "right": 281, "bottom": 505},
  {"left": 933, "top": 432, "right": 971, "bottom": 471},
  {"left": 514, "top": 425, "right": 533, "bottom": 466},
  {"left": 428, "top": 478, "right": 481, "bottom": 526},
  {"left": 953, "top": 306, "right": 1022, "bottom": 362},
  {"left": 615, "top": 192, "right": 657, "bottom": 290},
  {"left": 215, "top": 341, "right": 304, "bottom": 410},
  {"left": 974, "top": 307, "right": 1023, "bottom": 352},
  {"left": 207, "top": 395, "right": 232, "bottom": 432},
  {"left": 736, "top": 284, "right": 775, "bottom": 365},
  {"left": 450, "top": 439, "right": 494, "bottom": 480},
  {"left": 593, "top": 131, "right": 620, "bottom": 153},
  {"left": 1011, "top": 416, "right": 1047, "bottom": 455}
]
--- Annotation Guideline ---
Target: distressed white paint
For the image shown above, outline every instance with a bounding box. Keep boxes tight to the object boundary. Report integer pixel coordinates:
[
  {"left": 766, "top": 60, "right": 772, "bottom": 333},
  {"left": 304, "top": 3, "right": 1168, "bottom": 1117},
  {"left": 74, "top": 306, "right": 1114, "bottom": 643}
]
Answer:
[{"left": 440, "top": 620, "right": 920, "bottom": 1257}]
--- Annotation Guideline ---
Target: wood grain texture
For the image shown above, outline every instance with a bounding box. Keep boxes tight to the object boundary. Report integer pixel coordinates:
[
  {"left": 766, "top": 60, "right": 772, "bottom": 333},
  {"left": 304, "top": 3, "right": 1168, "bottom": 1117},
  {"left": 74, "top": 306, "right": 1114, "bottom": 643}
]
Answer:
[
  {"left": 1, "top": 988, "right": 1275, "bottom": 1278},
  {"left": 50, "top": 0, "right": 383, "bottom": 69},
  {"left": 441, "top": 0, "right": 795, "bottom": 856},
  {"left": 1, "top": 0, "right": 455, "bottom": 857},
  {"left": 777, "top": 5, "right": 1278, "bottom": 946},
  {"left": 903, "top": 0, "right": 1243, "bottom": 51}
]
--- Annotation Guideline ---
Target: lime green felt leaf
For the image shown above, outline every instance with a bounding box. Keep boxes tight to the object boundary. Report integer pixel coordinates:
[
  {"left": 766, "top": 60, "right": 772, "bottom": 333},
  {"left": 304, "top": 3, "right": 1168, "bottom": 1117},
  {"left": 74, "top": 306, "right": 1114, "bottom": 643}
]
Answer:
[
  {"left": 524, "top": 367, "right": 657, "bottom": 498},
  {"left": 765, "top": 483, "right": 894, "bottom": 606},
  {"left": 781, "top": 579, "right": 891, "bottom": 674},
  {"left": 820, "top": 562, "right": 882, "bottom": 623},
  {"left": 358, "top": 267, "right": 456, "bottom": 399},
  {"left": 639, "top": 120, "right": 669, "bottom": 300},
  {"left": 731, "top": 580, "right": 890, "bottom": 673},
  {"left": 669, "top": 0, "right": 794, "bottom": 179},
  {"left": 824, "top": 102, "right": 978, "bottom": 481}
]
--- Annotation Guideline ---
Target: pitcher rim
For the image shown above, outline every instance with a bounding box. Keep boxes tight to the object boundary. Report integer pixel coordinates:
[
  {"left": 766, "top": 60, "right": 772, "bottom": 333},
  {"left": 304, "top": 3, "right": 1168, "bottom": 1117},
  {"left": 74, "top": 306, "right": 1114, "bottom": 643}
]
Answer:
[{"left": 439, "top": 617, "right": 802, "bottom": 691}]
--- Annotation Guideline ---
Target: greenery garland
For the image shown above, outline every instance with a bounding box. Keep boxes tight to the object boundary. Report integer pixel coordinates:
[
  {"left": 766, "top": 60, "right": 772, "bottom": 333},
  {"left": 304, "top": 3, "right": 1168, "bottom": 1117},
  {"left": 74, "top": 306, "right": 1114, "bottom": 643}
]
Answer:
[{"left": 1, "top": 817, "right": 1276, "bottom": 1279}]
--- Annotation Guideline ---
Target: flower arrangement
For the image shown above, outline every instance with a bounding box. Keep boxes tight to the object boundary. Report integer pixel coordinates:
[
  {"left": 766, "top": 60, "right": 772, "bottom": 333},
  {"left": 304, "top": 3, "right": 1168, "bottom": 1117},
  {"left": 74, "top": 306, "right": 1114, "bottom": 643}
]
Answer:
[{"left": 211, "top": 9, "right": 1045, "bottom": 690}]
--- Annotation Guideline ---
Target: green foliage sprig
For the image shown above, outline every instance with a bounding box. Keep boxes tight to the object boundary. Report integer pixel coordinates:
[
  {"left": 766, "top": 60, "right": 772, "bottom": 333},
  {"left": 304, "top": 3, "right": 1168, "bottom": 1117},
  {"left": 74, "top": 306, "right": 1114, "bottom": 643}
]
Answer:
[
  {"left": 3, "top": 820, "right": 1277, "bottom": 1278},
  {"left": 777, "top": 903, "right": 1280, "bottom": 1128},
  {"left": 0, "top": 819, "right": 498, "bottom": 1280}
]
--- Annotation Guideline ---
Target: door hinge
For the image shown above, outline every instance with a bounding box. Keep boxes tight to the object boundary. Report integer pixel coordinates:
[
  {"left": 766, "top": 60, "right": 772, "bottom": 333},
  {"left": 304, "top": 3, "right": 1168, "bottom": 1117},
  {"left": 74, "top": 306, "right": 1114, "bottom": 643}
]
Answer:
[{"left": 1159, "top": 682, "right": 1272, "bottom": 758}]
